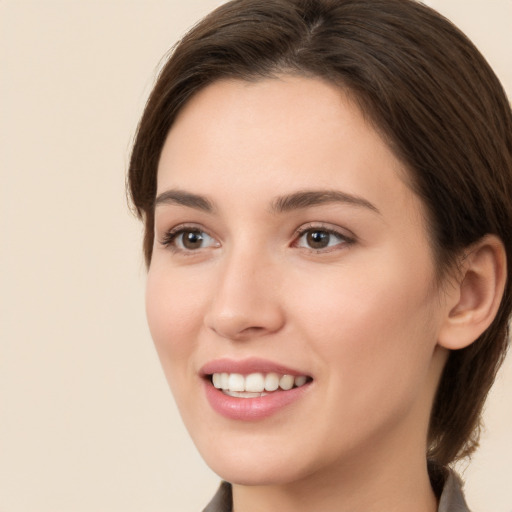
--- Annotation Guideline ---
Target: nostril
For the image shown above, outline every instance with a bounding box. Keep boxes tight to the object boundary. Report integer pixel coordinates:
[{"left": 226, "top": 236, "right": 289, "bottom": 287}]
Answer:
[
  {"left": 208, "top": 322, "right": 278, "bottom": 341},
  {"left": 240, "top": 326, "right": 266, "bottom": 335}
]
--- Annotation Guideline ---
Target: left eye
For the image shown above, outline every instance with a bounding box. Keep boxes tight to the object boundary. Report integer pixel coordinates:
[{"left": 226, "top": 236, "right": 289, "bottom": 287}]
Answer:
[
  {"left": 295, "top": 228, "right": 347, "bottom": 250},
  {"left": 166, "top": 229, "right": 218, "bottom": 251}
]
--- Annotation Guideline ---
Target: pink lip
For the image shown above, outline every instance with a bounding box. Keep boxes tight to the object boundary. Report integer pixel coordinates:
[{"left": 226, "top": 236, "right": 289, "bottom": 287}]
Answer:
[
  {"left": 200, "top": 358, "right": 312, "bottom": 421},
  {"left": 200, "top": 357, "right": 309, "bottom": 377}
]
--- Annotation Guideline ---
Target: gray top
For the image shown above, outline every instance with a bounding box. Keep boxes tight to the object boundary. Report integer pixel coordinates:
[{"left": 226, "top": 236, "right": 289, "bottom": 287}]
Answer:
[
  {"left": 202, "top": 471, "right": 470, "bottom": 512},
  {"left": 438, "top": 471, "right": 472, "bottom": 512}
]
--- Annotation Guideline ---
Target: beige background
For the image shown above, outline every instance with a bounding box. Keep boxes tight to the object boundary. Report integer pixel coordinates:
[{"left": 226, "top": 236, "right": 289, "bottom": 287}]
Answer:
[{"left": 1, "top": 1, "right": 511, "bottom": 511}]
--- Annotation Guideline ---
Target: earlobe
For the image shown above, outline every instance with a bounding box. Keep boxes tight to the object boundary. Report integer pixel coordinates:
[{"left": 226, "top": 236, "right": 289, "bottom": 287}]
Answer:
[{"left": 438, "top": 235, "right": 507, "bottom": 350}]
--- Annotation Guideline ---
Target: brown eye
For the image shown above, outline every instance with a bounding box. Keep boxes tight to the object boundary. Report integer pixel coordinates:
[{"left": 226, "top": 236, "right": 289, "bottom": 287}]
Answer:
[
  {"left": 306, "top": 230, "right": 331, "bottom": 249},
  {"left": 163, "top": 228, "right": 218, "bottom": 251},
  {"left": 295, "top": 227, "right": 350, "bottom": 251},
  {"left": 180, "top": 230, "right": 205, "bottom": 250}
]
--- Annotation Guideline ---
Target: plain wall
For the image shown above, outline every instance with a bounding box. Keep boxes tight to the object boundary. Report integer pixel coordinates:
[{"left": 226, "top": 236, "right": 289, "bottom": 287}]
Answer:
[{"left": 1, "top": 1, "right": 511, "bottom": 511}]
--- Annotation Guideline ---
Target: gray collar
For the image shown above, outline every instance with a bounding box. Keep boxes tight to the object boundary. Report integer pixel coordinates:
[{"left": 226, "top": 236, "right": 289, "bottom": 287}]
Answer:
[{"left": 438, "top": 471, "right": 471, "bottom": 512}]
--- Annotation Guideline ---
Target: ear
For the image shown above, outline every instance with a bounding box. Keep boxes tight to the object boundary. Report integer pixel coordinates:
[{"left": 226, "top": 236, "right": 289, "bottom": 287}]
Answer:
[{"left": 438, "top": 235, "right": 507, "bottom": 350}]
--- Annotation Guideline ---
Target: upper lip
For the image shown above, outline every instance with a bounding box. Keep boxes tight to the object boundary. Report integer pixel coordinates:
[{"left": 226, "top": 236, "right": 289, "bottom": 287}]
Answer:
[{"left": 200, "top": 357, "right": 310, "bottom": 378}]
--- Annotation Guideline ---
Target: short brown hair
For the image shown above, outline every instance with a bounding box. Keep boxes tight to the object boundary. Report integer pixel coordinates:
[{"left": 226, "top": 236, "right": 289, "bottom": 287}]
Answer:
[{"left": 128, "top": 0, "right": 512, "bottom": 468}]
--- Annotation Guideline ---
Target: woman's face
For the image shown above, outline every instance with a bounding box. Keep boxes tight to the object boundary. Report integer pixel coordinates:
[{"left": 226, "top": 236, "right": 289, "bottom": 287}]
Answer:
[{"left": 146, "top": 76, "right": 450, "bottom": 486}]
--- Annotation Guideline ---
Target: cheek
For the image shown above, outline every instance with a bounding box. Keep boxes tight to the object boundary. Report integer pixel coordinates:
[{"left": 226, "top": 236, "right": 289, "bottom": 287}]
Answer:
[
  {"left": 145, "top": 268, "right": 204, "bottom": 371},
  {"left": 291, "top": 257, "right": 440, "bottom": 391}
]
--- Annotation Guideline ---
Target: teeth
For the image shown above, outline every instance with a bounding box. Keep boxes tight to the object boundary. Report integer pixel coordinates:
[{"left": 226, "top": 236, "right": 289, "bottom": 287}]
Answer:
[
  {"left": 210, "top": 372, "right": 310, "bottom": 393},
  {"left": 245, "top": 373, "right": 265, "bottom": 392},
  {"left": 224, "top": 390, "right": 267, "bottom": 398},
  {"left": 294, "top": 375, "right": 307, "bottom": 387},
  {"left": 228, "top": 373, "right": 245, "bottom": 392},
  {"left": 264, "top": 372, "right": 280, "bottom": 391},
  {"left": 212, "top": 373, "right": 222, "bottom": 388},
  {"left": 279, "top": 374, "right": 295, "bottom": 390}
]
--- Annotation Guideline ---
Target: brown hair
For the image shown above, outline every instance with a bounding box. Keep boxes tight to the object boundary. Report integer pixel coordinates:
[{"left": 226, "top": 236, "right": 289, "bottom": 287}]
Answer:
[{"left": 128, "top": 0, "right": 512, "bottom": 468}]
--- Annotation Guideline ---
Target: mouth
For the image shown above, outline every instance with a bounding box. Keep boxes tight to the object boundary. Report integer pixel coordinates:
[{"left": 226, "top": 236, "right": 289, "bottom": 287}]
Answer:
[
  {"left": 200, "top": 358, "right": 313, "bottom": 420},
  {"left": 208, "top": 372, "right": 311, "bottom": 398}
]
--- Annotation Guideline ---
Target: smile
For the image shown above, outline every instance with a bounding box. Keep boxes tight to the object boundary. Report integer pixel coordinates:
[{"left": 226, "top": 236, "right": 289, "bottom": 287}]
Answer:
[
  {"left": 211, "top": 372, "right": 309, "bottom": 397},
  {"left": 201, "top": 359, "right": 313, "bottom": 420}
]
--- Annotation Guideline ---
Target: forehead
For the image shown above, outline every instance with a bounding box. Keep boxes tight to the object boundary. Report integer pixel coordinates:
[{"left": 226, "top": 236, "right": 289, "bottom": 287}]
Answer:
[{"left": 158, "top": 76, "right": 419, "bottom": 213}]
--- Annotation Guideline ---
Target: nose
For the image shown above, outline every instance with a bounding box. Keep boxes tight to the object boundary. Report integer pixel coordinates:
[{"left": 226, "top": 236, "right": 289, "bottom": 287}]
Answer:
[{"left": 204, "top": 249, "right": 285, "bottom": 341}]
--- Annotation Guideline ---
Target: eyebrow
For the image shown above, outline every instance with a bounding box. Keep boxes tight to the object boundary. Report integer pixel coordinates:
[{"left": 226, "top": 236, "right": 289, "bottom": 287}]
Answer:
[
  {"left": 270, "top": 190, "right": 380, "bottom": 214},
  {"left": 154, "top": 188, "right": 380, "bottom": 215},
  {"left": 154, "top": 189, "right": 214, "bottom": 212}
]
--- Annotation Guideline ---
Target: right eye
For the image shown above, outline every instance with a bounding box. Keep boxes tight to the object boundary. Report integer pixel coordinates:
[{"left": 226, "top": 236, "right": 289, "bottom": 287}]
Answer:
[{"left": 162, "top": 227, "right": 219, "bottom": 252}]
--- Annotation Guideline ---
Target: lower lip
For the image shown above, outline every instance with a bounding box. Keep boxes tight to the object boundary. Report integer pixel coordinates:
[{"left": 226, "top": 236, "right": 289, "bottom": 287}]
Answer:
[{"left": 203, "top": 380, "right": 311, "bottom": 421}]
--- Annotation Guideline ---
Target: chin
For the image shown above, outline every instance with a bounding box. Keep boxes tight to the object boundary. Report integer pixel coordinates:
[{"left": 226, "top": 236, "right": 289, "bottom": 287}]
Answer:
[
  {"left": 208, "top": 459, "right": 304, "bottom": 486},
  {"left": 197, "top": 439, "right": 311, "bottom": 486}
]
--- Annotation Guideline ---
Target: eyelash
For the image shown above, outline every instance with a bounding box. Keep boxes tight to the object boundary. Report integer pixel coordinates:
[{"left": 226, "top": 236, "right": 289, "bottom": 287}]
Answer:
[
  {"left": 159, "top": 224, "right": 355, "bottom": 254},
  {"left": 293, "top": 224, "right": 355, "bottom": 253},
  {"left": 159, "top": 224, "right": 218, "bottom": 253}
]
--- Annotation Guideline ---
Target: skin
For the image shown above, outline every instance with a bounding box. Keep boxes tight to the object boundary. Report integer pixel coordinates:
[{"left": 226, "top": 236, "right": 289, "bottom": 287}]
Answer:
[{"left": 146, "top": 76, "right": 455, "bottom": 512}]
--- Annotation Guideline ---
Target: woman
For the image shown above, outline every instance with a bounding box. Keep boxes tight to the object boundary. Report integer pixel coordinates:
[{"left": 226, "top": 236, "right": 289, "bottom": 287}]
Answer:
[{"left": 128, "top": 0, "right": 512, "bottom": 510}]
